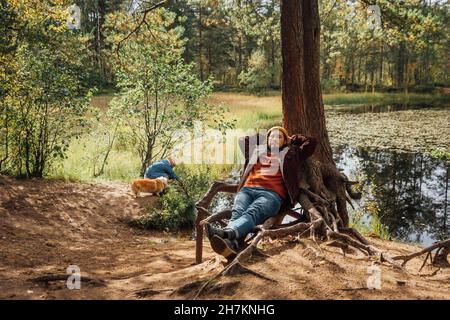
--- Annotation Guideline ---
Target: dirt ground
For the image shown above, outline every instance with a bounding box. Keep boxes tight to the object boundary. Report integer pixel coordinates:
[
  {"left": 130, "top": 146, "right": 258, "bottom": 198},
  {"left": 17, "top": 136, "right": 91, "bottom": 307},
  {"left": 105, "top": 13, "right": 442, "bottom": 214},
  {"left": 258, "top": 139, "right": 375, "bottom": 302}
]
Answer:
[{"left": 0, "top": 176, "right": 449, "bottom": 300}]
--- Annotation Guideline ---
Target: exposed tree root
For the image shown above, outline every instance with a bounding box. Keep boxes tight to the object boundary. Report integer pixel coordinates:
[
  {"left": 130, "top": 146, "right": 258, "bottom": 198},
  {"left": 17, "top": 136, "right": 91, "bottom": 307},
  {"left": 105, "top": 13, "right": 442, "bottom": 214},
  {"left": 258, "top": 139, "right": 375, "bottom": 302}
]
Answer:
[
  {"left": 393, "top": 238, "right": 450, "bottom": 270},
  {"left": 325, "top": 240, "right": 357, "bottom": 256}
]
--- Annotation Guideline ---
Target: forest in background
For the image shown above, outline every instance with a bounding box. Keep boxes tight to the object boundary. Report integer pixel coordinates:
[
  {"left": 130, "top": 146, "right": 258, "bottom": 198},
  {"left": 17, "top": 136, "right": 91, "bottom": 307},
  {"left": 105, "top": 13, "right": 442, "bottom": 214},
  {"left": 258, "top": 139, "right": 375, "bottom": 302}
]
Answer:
[{"left": 71, "top": 0, "right": 449, "bottom": 93}]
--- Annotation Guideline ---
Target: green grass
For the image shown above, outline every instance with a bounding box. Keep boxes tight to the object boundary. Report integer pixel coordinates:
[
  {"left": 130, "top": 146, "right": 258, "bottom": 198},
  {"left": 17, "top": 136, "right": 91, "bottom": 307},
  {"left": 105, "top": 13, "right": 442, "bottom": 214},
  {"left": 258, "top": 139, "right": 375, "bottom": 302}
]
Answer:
[
  {"left": 349, "top": 198, "right": 391, "bottom": 240},
  {"left": 49, "top": 133, "right": 140, "bottom": 183},
  {"left": 349, "top": 213, "right": 391, "bottom": 240},
  {"left": 209, "top": 91, "right": 449, "bottom": 130},
  {"left": 370, "top": 213, "right": 391, "bottom": 240},
  {"left": 235, "top": 111, "right": 282, "bottom": 130}
]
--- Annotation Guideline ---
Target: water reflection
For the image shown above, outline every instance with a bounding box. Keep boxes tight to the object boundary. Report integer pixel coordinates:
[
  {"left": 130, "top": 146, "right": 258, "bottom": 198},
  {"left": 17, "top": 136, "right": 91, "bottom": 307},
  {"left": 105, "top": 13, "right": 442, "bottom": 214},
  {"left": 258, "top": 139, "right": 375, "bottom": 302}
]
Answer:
[{"left": 335, "top": 145, "right": 449, "bottom": 246}]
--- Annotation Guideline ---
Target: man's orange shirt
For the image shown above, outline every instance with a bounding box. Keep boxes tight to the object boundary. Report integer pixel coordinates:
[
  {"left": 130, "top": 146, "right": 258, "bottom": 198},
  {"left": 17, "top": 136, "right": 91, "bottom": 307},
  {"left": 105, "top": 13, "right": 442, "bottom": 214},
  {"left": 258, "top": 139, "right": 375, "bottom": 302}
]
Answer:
[{"left": 243, "top": 152, "right": 287, "bottom": 200}]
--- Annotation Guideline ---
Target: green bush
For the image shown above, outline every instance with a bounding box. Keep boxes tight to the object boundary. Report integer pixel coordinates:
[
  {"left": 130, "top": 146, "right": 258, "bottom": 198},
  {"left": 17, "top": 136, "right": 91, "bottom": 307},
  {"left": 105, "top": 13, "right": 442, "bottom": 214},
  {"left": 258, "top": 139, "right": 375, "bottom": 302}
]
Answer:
[{"left": 134, "top": 164, "right": 232, "bottom": 231}]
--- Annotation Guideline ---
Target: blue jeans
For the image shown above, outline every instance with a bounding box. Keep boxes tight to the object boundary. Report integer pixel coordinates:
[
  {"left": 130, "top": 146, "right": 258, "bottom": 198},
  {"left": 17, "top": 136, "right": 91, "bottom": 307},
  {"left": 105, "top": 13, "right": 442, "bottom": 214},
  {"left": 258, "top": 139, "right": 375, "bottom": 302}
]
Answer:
[{"left": 227, "top": 187, "right": 283, "bottom": 239}]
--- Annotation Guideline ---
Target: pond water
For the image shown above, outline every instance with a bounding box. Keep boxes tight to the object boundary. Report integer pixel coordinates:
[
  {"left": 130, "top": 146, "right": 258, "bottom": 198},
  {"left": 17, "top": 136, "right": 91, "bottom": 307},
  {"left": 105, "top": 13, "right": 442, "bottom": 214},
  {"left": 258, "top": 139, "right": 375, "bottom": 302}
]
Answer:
[{"left": 335, "top": 145, "right": 449, "bottom": 246}]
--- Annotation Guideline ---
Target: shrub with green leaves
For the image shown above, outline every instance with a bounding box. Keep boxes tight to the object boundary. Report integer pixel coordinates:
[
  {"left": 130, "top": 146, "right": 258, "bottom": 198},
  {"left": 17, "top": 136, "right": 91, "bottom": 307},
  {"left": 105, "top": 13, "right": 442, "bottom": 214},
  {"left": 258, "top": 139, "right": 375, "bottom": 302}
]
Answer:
[
  {"left": 134, "top": 164, "right": 231, "bottom": 231},
  {"left": 0, "top": 1, "right": 94, "bottom": 177}
]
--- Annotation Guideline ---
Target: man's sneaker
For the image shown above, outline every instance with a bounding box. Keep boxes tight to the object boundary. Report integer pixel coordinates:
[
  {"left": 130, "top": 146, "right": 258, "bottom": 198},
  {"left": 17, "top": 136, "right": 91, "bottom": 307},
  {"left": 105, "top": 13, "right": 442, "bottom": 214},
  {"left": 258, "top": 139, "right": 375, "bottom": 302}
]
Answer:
[
  {"left": 209, "top": 235, "right": 238, "bottom": 261},
  {"left": 205, "top": 223, "right": 225, "bottom": 240}
]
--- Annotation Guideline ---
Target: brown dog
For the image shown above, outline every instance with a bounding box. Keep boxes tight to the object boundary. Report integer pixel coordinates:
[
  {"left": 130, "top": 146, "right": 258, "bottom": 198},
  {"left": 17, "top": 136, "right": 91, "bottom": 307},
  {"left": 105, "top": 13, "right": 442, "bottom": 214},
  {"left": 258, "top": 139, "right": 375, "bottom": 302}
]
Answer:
[{"left": 131, "top": 176, "right": 169, "bottom": 197}]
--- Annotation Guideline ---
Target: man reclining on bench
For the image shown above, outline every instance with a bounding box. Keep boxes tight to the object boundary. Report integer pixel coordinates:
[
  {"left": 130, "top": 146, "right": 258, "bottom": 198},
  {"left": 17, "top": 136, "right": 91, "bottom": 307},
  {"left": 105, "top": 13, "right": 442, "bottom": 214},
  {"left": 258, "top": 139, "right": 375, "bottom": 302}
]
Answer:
[{"left": 205, "top": 126, "right": 317, "bottom": 260}]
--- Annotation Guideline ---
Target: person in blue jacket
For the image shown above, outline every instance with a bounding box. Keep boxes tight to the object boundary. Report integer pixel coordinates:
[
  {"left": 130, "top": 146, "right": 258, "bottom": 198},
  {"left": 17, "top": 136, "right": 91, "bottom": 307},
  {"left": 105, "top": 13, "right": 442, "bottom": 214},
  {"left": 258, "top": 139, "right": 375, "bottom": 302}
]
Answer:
[{"left": 144, "top": 157, "right": 179, "bottom": 181}]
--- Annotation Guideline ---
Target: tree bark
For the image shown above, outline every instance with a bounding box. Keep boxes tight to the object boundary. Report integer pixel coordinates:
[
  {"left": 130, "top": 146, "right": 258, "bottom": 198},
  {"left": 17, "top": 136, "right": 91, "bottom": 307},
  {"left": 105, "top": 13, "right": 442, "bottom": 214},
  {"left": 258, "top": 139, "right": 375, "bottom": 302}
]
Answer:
[{"left": 280, "top": 0, "right": 333, "bottom": 165}]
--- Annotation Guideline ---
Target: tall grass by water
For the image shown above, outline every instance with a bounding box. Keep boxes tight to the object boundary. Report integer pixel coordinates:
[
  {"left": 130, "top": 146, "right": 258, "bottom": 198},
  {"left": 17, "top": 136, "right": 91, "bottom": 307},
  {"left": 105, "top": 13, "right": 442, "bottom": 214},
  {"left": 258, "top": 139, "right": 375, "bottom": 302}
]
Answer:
[
  {"left": 49, "top": 133, "right": 141, "bottom": 183},
  {"left": 210, "top": 91, "right": 449, "bottom": 129}
]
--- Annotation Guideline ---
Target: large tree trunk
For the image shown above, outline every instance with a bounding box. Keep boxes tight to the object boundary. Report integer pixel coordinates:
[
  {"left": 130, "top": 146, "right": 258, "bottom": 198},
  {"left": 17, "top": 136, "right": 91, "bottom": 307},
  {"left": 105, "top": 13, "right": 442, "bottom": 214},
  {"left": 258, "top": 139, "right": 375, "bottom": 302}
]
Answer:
[
  {"left": 280, "top": 0, "right": 356, "bottom": 229},
  {"left": 280, "top": 0, "right": 333, "bottom": 165}
]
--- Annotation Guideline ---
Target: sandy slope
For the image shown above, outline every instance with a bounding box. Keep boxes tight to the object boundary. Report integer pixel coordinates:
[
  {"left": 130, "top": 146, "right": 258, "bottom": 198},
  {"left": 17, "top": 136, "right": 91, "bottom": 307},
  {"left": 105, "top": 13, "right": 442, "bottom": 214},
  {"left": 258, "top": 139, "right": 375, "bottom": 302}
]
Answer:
[{"left": 0, "top": 176, "right": 448, "bottom": 300}]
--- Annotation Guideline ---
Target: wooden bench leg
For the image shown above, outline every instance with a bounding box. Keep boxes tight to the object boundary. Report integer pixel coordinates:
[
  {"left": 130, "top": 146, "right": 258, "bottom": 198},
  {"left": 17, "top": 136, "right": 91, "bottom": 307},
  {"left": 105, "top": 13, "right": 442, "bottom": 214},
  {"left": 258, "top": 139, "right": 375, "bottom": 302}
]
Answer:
[
  {"left": 194, "top": 181, "right": 238, "bottom": 264},
  {"left": 195, "top": 208, "right": 210, "bottom": 264},
  {"left": 195, "top": 217, "right": 203, "bottom": 264}
]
